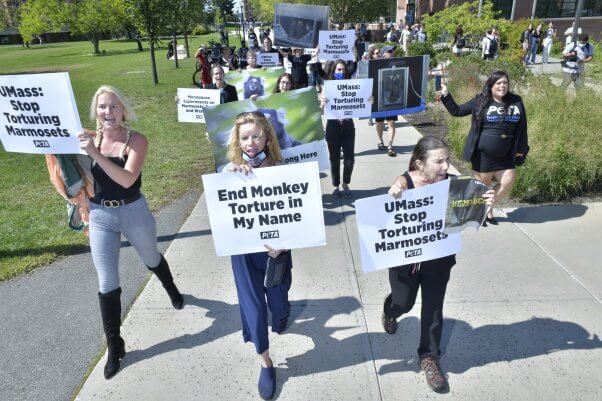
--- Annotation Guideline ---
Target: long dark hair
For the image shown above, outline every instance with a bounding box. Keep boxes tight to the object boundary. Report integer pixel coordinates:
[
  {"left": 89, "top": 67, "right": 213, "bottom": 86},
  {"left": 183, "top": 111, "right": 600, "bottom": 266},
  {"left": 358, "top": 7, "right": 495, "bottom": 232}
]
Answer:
[
  {"left": 409, "top": 135, "right": 450, "bottom": 171},
  {"left": 273, "top": 72, "right": 295, "bottom": 93},
  {"left": 474, "top": 70, "right": 514, "bottom": 124},
  {"left": 325, "top": 59, "right": 349, "bottom": 80}
]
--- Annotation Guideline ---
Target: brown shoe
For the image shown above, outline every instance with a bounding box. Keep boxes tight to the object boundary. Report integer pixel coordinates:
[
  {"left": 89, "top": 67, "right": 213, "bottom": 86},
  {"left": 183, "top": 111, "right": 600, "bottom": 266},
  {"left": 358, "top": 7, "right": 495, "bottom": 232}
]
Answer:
[{"left": 420, "top": 356, "right": 447, "bottom": 392}]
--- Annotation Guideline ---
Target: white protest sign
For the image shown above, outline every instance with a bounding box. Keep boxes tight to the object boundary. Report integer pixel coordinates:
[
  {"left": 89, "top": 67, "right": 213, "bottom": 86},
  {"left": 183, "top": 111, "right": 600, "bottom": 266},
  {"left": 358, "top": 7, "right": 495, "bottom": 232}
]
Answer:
[
  {"left": 318, "top": 30, "right": 356, "bottom": 61},
  {"left": 176, "top": 88, "right": 220, "bottom": 123},
  {"left": 258, "top": 52, "right": 280, "bottom": 67},
  {"left": 0, "top": 72, "right": 82, "bottom": 154},
  {"left": 323, "top": 78, "right": 373, "bottom": 120},
  {"left": 202, "top": 161, "right": 325, "bottom": 256},
  {"left": 355, "top": 179, "right": 461, "bottom": 273},
  {"left": 281, "top": 140, "right": 330, "bottom": 171}
]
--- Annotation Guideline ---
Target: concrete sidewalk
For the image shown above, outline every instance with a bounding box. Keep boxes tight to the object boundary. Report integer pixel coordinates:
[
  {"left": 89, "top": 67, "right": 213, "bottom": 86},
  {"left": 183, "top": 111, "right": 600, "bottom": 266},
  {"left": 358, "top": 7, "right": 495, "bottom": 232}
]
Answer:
[{"left": 75, "top": 118, "right": 602, "bottom": 401}]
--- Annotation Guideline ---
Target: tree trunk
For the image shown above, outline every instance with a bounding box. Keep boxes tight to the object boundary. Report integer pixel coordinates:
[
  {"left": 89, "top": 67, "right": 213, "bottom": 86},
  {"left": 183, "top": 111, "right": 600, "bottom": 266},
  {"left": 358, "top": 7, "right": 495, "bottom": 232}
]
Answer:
[
  {"left": 92, "top": 35, "right": 100, "bottom": 54},
  {"left": 172, "top": 33, "right": 179, "bottom": 68},
  {"left": 184, "top": 33, "right": 190, "bottom": 58},
  {"left": 150, "top": 40, "right": 159, "bottom": 85}
]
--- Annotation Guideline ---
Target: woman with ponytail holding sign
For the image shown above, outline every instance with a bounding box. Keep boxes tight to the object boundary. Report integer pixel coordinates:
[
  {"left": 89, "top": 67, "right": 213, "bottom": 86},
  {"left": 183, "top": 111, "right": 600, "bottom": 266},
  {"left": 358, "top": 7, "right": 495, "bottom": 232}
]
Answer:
[
  {"left": 383, "top": 135, "right": 495, "bottom": 393},
  {"left": 225, "top": 112, "right": 292, "bottom": 400},
  {"left": 77, "top": 86, "right": 184, "bottom": 380}
]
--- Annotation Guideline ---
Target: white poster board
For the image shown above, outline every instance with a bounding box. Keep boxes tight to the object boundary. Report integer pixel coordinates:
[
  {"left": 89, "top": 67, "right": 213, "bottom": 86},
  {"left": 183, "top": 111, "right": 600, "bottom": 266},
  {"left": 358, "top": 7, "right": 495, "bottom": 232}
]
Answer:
[
  {"left": 323, "top": 78, "right": 373, "bottom": 120},
  {"left": 202, "top": 161, "right": 325, "bottom": 256},
  {"left": 318, "top": 29, "right": 356, "bottom": 61},
  {"left": 258, "top": 52, "right": 280, "bottom": 67},
  {"left": 0, "top": 72, "right": 82, "bottom": 154},
  {"left": 281, "top": 139, "right": 330, "bottom": 170},
  {"left": 355, "top": 179, "right": 461, "bottom": 273},
  {"left": 176, "top": 88, "right": 220, "bottom": 123}
]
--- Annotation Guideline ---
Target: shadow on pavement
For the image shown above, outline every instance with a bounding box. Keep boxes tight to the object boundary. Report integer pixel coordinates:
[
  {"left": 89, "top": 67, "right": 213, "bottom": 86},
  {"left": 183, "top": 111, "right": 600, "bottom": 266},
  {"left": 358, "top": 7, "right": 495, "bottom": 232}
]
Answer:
[{"left": 505, "top": 204, "right": 588, "bottom": 224}]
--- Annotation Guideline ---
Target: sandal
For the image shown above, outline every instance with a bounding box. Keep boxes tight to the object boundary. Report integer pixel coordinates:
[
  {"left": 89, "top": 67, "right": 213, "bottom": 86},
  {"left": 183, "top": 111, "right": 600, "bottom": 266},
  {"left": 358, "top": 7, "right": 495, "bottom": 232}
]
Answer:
[
  {"left": 387, "top": 146, "right": 397, "bottom": 157},
  {"left": 377, "top": 142, "right": 386, "bottom": 150}
]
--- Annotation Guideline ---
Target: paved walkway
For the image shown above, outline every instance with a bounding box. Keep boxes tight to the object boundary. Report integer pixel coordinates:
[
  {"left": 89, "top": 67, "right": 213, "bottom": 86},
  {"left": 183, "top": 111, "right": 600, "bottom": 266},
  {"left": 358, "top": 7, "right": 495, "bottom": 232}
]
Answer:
[
  {"left": 73, "top": 118, "right": 602, "bottom": 401},
  {"left": 526, "top": 55, "right": 602, "bottom": 94}
]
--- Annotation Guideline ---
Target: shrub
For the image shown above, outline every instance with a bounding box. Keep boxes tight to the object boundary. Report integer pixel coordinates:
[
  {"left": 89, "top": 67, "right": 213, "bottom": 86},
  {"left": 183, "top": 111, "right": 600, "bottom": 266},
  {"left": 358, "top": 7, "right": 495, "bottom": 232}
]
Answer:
[
  {"left": 192, "top": 24, "right": 212, "bottom": 36},
  {"left": 407, "top": 41, "right": 438, "bottom": 68}
]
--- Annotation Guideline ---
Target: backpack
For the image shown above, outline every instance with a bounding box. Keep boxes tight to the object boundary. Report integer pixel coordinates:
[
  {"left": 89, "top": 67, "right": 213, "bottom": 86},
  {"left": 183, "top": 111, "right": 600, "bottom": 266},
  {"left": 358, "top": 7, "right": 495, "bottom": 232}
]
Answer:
[
  {"left": 519, "top": 31, "right": 525, "bottom": 43},
  {"left": 389, "top": 32, "right": 398, "bottom": 42},
  {"left": 488, "top": 37, "right": 498, "bottom": 55},
  {"left": 456, "top": 35, "right": 466, "bottom": 49}
]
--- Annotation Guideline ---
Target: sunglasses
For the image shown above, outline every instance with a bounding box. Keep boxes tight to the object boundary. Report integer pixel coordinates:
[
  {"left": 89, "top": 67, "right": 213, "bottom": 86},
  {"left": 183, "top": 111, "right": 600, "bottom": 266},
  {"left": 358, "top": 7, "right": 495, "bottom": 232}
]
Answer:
[{"left": 236, "top": 110, "right": 267, "bottom": 119}]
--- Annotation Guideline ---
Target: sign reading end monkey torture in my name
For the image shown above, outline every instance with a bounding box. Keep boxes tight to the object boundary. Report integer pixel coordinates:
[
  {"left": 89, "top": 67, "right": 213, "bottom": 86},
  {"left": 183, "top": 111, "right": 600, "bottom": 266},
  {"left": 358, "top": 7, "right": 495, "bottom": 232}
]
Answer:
[
  {"left": 355, "top": 179, "right": 461, "bottom": 273},
  {"left": 0, "top": 72, "right": 82, "bottom": 154},
  {"left": 202, "top": 162, "right": 325, "bottom": 256},
  {"left": 323, "top": 79, "right": 373, "bottom": 120},
  {"left": 318, "top": 30, "right": 356, "bottom": 61},
  {"left": 177, "top": 88, "right": 220, "bottom": 123}
]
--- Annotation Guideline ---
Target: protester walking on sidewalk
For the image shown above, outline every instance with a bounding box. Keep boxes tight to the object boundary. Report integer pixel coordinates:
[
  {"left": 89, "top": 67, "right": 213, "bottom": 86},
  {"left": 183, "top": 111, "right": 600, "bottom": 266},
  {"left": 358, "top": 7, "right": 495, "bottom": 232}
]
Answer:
[
  {"left": 77, "top": 86, "right": 184, "bottom": 380},
  {"left": 382, "top": 135, "right": 495, "bottom": 393},
  {"left": 224, "top": 112, "right": 292, "bottom": 400},
  {"left": 374, "top": 45, "right": 399, "bottom": 157},
  {"left": 562, "top": 34, "right": 595, "bottom": 90},
  {"left": 321, "top": 60, "right": 358, "bottom": 199},
  {"left": 440, "top": 70, "right": 529, "bottom": 226}
]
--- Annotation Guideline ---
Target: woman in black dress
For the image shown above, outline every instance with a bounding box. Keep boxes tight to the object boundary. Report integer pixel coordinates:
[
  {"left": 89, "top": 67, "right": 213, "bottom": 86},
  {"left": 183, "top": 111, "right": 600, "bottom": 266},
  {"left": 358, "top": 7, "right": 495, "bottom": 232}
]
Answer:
[{"left": 441, "top": 70, "right": 529, "bottom": 225}]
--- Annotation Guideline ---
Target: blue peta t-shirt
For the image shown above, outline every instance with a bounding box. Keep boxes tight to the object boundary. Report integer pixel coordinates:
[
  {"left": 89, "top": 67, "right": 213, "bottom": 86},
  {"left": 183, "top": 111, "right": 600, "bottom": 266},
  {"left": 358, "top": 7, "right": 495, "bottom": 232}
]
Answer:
[{"left": 478, "top": 101, "right": 521, "bottom": 158}]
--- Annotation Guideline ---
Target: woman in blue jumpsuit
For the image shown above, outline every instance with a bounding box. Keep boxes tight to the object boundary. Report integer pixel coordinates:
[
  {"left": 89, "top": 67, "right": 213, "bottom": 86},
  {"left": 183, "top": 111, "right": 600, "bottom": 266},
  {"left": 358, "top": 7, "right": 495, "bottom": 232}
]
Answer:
[{"left": 225, "top": 111, "right": 292, "bottom": 400}]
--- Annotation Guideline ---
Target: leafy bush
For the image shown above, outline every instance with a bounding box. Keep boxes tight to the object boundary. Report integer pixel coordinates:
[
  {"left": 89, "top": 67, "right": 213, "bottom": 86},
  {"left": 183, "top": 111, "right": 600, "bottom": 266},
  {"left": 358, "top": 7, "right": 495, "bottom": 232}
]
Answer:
[
  {"left": 407, "top": 41, "right": 438, "bottom": 68},
  {"left": 444, "top": 62, "right": 602, "bottom": 201},
  {"left": 192, "top": 24, "right": 212, "bottom": 36}
]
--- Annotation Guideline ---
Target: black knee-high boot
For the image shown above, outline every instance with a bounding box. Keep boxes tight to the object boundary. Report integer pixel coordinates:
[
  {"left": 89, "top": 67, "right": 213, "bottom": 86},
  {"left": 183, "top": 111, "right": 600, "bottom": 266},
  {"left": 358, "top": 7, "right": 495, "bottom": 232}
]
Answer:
[
  {"left": 147, "top": 254, "right": 184, "bottom": 309},
  {"left": 98, "top": 287, "right": 126, "bottom": 379}
]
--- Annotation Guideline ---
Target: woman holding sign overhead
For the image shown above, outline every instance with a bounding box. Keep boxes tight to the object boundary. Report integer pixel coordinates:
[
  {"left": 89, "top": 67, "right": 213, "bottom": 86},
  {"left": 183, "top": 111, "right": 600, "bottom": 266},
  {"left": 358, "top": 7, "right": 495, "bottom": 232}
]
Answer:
[
  {"left": 77, "top": 86, "right": 184, "bottom": 379},
  {"left": 382, "top": 135, "right": 495, "bottom": 393},
  {"left": 225, "top": 112, "right": 292, "bottom": 400}
]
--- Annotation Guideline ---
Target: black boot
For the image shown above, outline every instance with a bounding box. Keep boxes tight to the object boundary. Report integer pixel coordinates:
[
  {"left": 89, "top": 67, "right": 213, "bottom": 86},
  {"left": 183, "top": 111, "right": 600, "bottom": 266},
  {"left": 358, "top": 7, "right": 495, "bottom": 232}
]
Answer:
[
  {"left": 98, "top": 287, "right": 126, "bottom": 379},
  {"left": 147, "top": 254, "right": 184, "bottom": 309}
]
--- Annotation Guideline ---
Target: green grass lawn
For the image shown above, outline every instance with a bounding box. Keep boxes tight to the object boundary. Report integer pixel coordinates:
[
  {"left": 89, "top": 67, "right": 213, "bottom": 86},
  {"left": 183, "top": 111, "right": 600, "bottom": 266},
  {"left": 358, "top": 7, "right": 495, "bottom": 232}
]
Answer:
[{"left": 0, "top": 34, "right": 241, "bottom": 281}]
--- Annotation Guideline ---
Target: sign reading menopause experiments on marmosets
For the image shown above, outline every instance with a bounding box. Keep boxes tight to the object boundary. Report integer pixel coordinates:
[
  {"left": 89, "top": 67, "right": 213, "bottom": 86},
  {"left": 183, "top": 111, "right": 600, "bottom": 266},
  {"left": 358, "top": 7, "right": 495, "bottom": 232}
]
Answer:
[
  {"left": 0, "top": 73, "right": 82, "bottom": 154},
  {"left": 176, "top": 88, "right": 220, "bottom": 123},
  {"left": 322, "top": 79, "right": 373, "bottom": 120},
  {"left": 318, "top": 30, "right": 356, "bottom": 61},
  {"left": 202, "top": 162, "right": 325, "bottom": 256},
  {"left": 355, "top": 179, "right": 461, "bottom": 273}
]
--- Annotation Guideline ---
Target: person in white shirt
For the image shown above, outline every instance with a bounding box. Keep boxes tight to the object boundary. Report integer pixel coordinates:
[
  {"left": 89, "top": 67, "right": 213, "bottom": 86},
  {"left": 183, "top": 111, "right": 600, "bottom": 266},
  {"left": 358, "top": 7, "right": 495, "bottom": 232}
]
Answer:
[{"left": 562, "top": 34, "right": 594, "bottom": 89}]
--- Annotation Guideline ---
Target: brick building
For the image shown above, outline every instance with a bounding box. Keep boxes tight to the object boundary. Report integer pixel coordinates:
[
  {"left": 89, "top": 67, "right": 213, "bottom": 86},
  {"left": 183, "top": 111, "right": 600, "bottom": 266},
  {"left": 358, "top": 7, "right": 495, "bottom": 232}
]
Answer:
[{"left": 395, "top": 0, "right": 602, "bottom": 39}]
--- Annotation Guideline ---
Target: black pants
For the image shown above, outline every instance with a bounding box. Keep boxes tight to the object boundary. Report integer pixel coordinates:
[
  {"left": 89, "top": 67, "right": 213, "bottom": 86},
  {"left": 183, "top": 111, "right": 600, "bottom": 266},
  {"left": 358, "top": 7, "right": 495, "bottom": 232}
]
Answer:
[
  {"left": 383, "top": 256, "right": 455, "bottom": 358},
  {"left": 325, "top": 119, "right": 355, "bottom": 186}
]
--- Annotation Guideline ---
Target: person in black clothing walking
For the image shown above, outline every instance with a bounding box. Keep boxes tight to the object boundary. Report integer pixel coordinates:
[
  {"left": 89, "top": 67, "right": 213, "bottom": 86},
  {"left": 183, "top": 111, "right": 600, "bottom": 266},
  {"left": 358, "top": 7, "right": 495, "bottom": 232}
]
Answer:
[
  {"left": 382, "top": 135, "right": 495, "bottom": 392},
  {"left": 440, "top": 70, "right": 529, "bottom": 225}
]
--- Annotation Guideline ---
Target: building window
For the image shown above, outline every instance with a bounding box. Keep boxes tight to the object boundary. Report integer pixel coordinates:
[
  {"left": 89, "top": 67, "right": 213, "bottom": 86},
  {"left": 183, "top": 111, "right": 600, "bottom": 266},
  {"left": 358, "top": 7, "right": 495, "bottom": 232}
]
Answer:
[
  {"left": 493, "top": 0, "right": 513, "bottom": 19},
  {"left": 537, "top": 0, "right": 602, "bottom": 18}
]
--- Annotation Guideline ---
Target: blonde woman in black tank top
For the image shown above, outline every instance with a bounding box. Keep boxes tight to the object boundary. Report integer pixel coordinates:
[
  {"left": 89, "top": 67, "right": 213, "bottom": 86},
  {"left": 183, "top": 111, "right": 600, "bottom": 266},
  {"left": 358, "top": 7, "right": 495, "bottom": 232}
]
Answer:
[{"left": 78, "top": 86, "right": 184, "bottom": 379}]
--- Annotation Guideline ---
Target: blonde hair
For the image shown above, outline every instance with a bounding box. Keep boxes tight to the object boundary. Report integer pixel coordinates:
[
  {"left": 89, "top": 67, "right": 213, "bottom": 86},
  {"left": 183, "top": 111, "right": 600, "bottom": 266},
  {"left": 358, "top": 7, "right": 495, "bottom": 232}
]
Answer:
[
  {"left": 226, "top": 112, "right": 283, "bottom": 166},
  {"left": 89, "top": 86, "right": 137, "bottom": 159}
]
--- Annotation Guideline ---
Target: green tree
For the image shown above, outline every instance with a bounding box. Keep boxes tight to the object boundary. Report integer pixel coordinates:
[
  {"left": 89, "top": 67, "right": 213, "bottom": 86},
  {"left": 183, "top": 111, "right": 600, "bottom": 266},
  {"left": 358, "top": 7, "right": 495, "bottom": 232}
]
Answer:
[
  {"left": 125, "top": 0, "right": 170, "bottom": 84},
  {"left": 421, "top": 0, "right": 511, "bottom": 44},
  {"left": 68, "top": 0, "right": 123, "bottom": 54},
  {"left": 17, "top": 0, "right": 65, "bottom": 46},
  {"left": 213, "top": 0, "right": 234, "bottom": 17}
]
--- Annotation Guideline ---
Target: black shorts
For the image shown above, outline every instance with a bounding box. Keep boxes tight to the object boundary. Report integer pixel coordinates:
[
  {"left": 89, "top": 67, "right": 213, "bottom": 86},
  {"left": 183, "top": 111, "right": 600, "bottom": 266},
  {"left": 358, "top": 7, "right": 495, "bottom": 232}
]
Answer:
[{"left": 375, "top": 116, "right": 398, "bottom": 123}]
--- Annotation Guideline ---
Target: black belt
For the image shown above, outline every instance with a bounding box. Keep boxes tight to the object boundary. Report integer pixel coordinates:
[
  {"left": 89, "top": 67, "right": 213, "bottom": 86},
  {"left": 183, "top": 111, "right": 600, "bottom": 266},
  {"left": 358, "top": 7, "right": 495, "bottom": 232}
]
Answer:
[{"left": 90, "top": 193, "right": 142, "bottom": 208}]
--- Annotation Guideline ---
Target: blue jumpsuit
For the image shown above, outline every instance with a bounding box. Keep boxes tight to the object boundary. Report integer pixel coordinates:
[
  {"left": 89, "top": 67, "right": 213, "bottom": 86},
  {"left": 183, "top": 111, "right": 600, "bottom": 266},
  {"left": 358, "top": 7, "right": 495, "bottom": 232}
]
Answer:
[{"left": 231, "top": 251, "right": 292, "bottom": 354}]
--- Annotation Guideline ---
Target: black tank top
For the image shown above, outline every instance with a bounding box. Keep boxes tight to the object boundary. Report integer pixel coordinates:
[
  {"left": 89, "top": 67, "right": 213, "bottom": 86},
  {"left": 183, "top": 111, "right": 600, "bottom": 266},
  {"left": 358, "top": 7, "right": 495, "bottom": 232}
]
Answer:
[{"left": 92, "top": 155, "right": 142, "bottom": 200}]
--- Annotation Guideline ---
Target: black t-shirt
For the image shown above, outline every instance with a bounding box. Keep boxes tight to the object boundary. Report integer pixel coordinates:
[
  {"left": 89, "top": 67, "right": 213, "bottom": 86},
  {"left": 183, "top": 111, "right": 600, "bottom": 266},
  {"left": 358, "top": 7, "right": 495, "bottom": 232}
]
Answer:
[
  {"left": 92, "top": 155, "right": 141, "bottom": 200},
  {"left": 478, "top": 100, "right": 521, "bottom": 158},
  {"left": 287, "top": 54, "right": 311, "bottom": 85}
]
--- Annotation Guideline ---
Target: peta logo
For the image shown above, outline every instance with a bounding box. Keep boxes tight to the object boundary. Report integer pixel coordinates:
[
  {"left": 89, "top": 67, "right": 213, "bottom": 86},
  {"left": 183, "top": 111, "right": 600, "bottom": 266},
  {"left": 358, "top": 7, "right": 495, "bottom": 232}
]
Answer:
[
  {"left": 405, "top": 248, "right": 422, "bottom": 258},
  {"left": 344, "top": 111, "right": 353, "bottom": 116},
  {"left": 260, "top": 230, "right": 279, "bottom": 239},
  {"left": 33, "top": 140, "right": 50, "bottom": 148}
]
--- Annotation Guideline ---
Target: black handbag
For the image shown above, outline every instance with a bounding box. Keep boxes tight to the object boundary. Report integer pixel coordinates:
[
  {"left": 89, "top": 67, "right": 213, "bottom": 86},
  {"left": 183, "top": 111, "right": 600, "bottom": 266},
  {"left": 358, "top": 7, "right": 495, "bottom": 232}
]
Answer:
[{"left": 264, "top": 251, "right": 291, "bottom": 288}]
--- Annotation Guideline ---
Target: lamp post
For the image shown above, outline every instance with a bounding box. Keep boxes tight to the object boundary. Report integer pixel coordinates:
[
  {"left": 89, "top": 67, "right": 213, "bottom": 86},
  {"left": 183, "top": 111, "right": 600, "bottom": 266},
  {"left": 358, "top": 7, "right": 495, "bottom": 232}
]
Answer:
[
  {"left": 571, "top": 0, "right": 585, "bottom": 45},
  {"left": 478, "top": 0, "right": 483, "bottom": 18}
]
